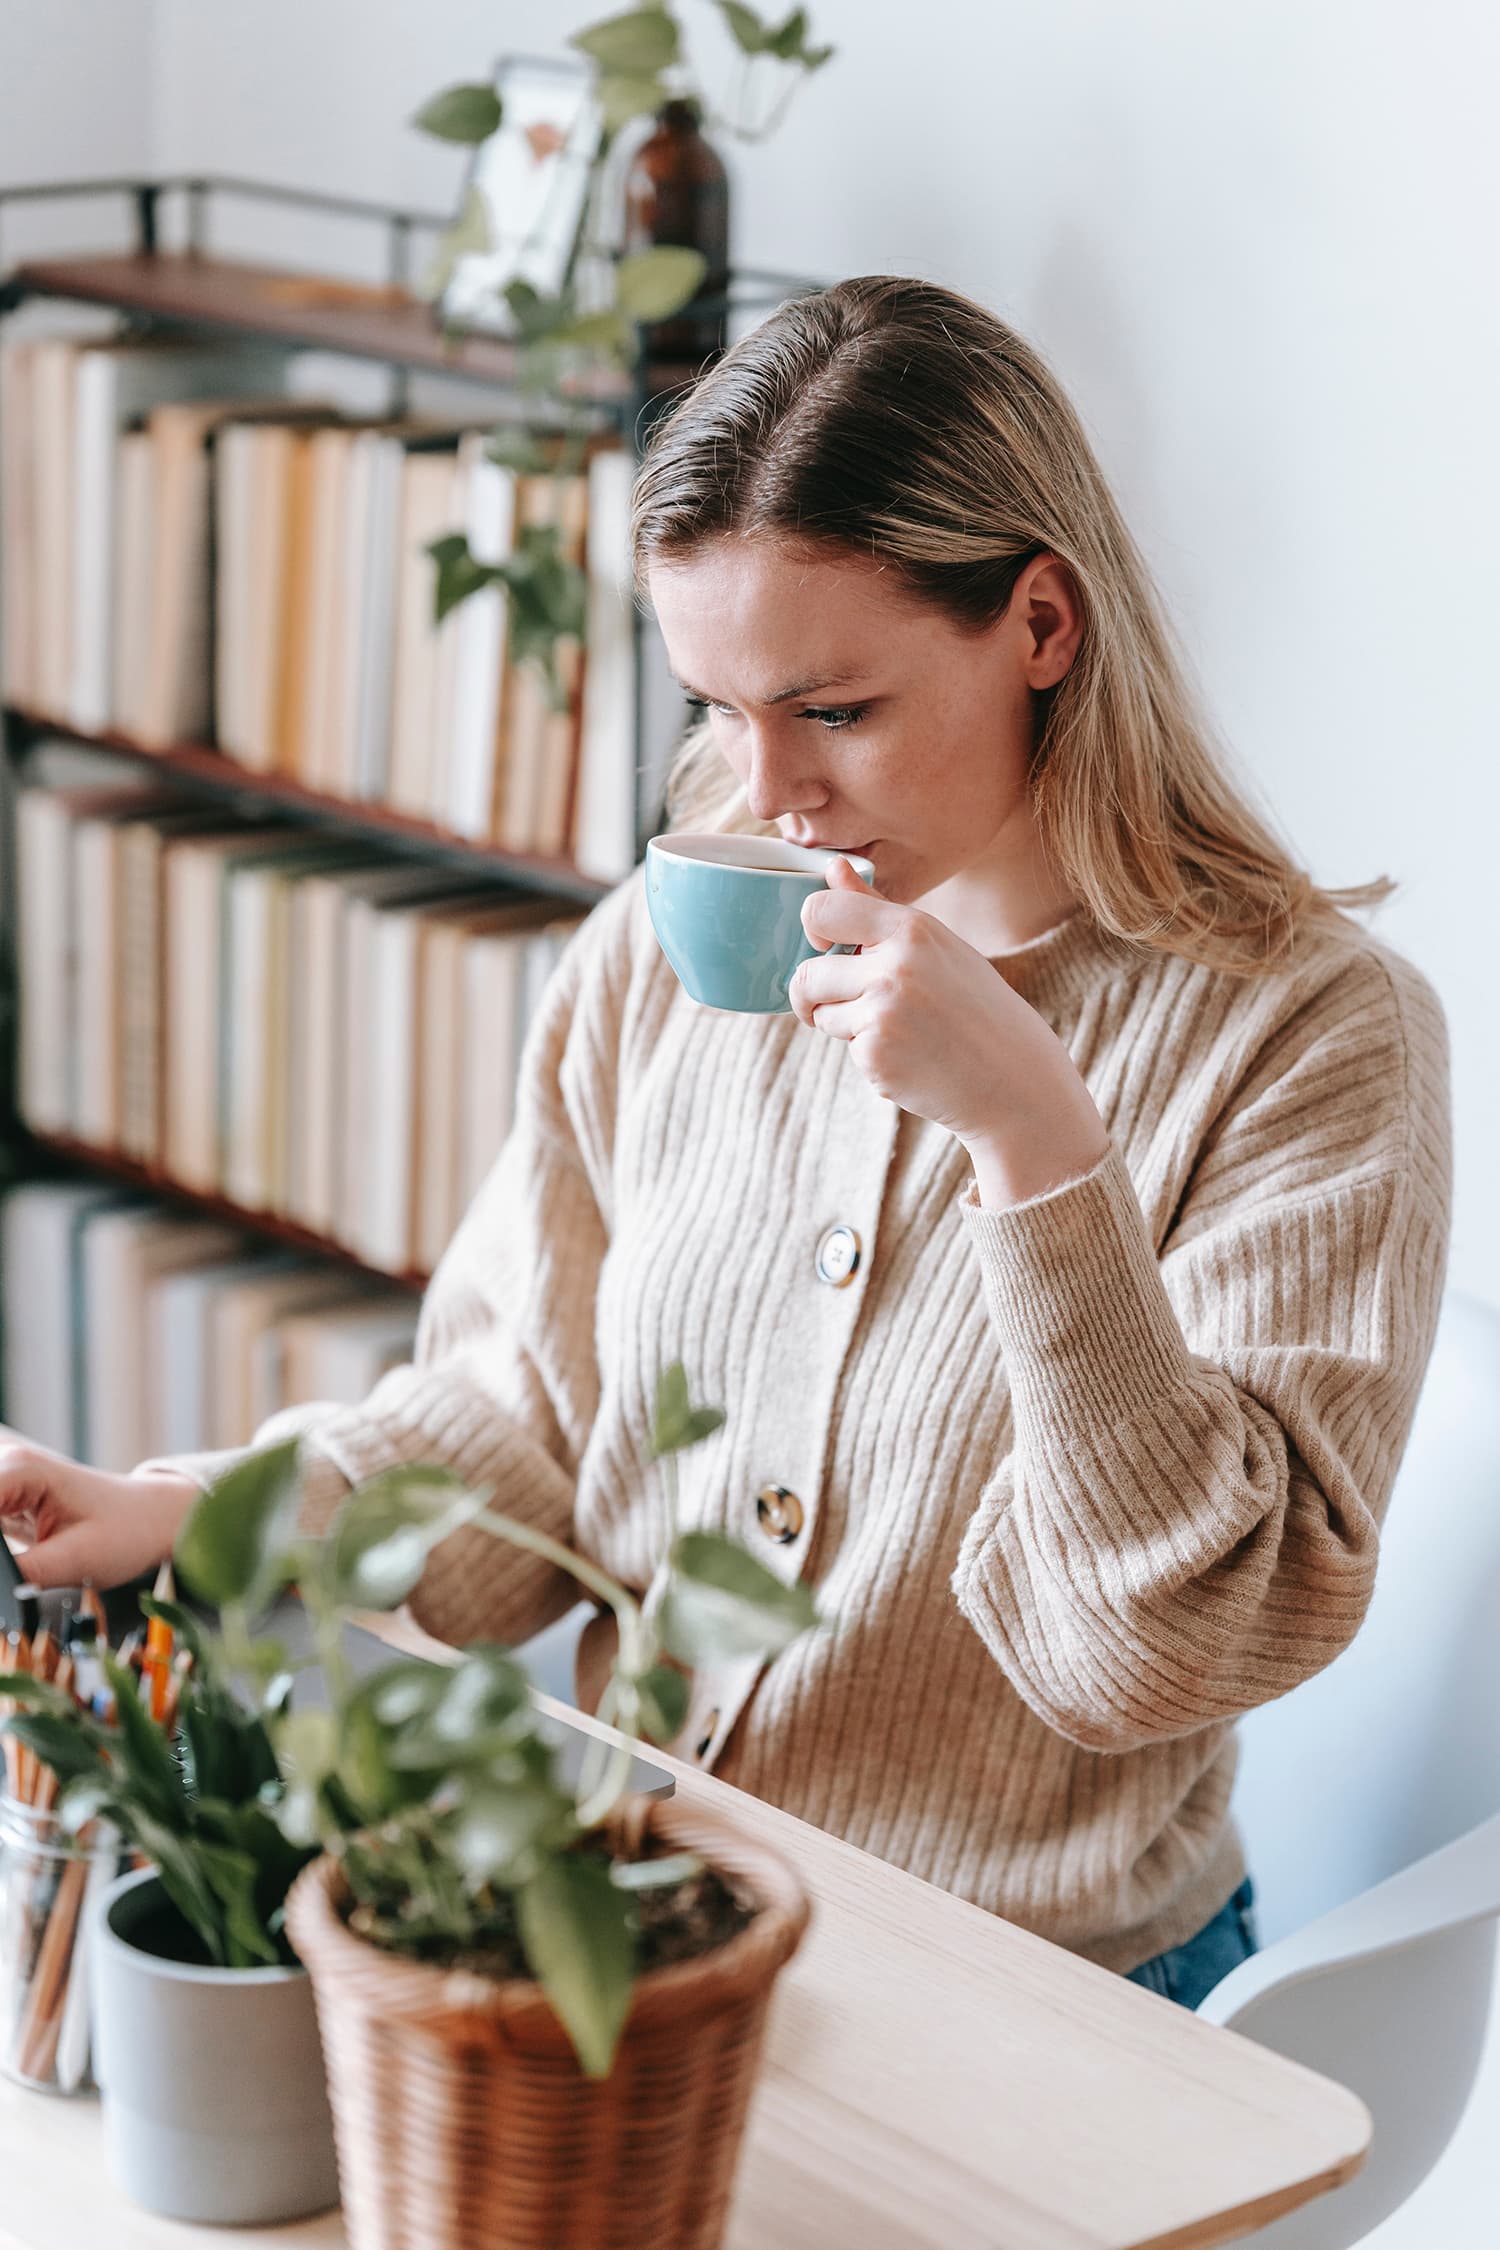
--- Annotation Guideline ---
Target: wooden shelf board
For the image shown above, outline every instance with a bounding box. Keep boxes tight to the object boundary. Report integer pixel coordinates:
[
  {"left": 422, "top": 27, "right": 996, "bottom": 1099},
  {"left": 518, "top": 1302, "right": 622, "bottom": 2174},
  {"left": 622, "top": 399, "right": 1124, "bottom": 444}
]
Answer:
[
  {"left": 3, "top": 708, "right": 613, "bottom": 905},
  {"left": 15, "top": 1126, "right": 429, "bottom": 1293},
  {"left": 4, "top": 250, "right": 701, "bottom": 398}
]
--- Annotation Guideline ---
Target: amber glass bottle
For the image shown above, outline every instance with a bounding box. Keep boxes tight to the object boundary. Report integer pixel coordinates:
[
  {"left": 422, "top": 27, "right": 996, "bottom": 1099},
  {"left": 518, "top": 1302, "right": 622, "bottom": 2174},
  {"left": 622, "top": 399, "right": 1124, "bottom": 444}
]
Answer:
[{"left": 622, "top": 97, "right": 730, "bottom": 364}]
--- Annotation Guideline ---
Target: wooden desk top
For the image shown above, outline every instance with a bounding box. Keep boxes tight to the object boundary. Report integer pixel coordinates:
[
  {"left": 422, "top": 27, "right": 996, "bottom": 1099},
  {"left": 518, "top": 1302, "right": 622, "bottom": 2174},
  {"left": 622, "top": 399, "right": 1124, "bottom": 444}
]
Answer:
[{"left": 0, "top": 1650, "right": 1370, "bottom": 2250}]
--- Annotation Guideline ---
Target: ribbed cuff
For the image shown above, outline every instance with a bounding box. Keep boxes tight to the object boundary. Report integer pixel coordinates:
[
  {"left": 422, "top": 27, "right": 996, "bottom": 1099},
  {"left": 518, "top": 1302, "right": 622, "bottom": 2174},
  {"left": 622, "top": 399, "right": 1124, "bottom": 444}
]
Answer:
[
  {"left": 132, "top": 1435, "right": 355, "bottom": 1541},
  {"left": 957, "top": 1140, "right": 1193, "bottom": 1431}
]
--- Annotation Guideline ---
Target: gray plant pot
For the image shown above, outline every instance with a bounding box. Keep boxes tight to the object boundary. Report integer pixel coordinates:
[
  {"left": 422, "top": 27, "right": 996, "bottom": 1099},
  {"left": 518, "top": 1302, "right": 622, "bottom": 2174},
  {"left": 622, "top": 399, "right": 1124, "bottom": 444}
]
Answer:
[{"left": 91, "top": 1866, "right": 339, "bottom": 2225}]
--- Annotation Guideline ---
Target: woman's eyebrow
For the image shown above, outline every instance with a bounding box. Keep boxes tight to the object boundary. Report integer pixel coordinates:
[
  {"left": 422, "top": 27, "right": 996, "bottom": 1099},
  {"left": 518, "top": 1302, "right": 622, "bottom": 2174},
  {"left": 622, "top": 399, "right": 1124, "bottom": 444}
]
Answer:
[{"left": 671, "top": 669, "right": 869, "bottom": 705}]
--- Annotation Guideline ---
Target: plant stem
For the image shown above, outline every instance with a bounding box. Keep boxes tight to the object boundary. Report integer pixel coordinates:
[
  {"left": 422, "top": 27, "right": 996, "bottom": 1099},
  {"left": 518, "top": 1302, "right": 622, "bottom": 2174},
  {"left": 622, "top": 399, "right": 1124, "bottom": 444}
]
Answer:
[
  {"left": 464, "top": 1513, "right": 648, "bottom": 1831},
  {"left": 467, "top": 1513, "right": 647, "bottom": 1675},
  {"left": 574, "top": 1677, "right": 637, "bottom": 1829},
  {"left": 298, "top": 1551, "right": 355, "bottom": 1716}
]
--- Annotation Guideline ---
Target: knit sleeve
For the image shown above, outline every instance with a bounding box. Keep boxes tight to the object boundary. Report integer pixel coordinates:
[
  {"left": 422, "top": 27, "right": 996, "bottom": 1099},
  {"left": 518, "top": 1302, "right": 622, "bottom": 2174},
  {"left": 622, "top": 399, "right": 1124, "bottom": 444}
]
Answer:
[
  {"left": 950, "top": 941, "right": 1452, "bottom": 1754},
  {"left": 132, "top": 879, "right": 638, "bottom": 1648}
]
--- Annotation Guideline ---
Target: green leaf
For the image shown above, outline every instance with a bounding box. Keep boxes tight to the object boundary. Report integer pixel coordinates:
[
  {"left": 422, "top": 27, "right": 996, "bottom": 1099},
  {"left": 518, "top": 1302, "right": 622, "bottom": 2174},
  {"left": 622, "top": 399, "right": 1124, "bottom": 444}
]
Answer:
[
  {"left": 767, "top": 5, "right": 809, "bottom": 56},
  {"left": 658, "top": 1531, "right": 819, "bottom": 1666},
  {"left": 504, "top": 279, "right": 567, "bottom": 340},
  {"left": 445, "top": 1772, "right": 578, "bottom": 1887},
  {"left": 632, "top": 1661, "right": 689, "bottom": 1743},
  {"left": 516, "top": 1853, "right": 636, "bottom": 2077},
  {"left": 803, "top": 40, "right": 835, "bottom": 68},
  {"left": 128, "top": 1809, "right": 235, "bottom": 1964},
  {"left": 548, "top": 308, "right": 637, "bottom": 358},
  {"left": 653, "top": 1362, "right": 689, "bottom": 1447},
  {"left": 5, "top": 1712, "right": 104, "bottom": 1790},
  {"left": 362, "top": 1659, "right": 451, "bottom": 1732},
  {"left": 648, "top": 1361, "right": 725, "bottom": 1459},
  {"left": 609, "top": 1849, "right": 702, "bottom": 1890},
  {"left": 427, "top": 537, "right": 497, "bottom": 626},
  {"left": 0, "top": 1674, "right": 96, "bottom": 1721},
  {"left": 384, "top": 1646, "right": 532, "bottom": 1774},
  {"left": 100, "top": 1652, "right": 186, "bottom": 1823},
  {"left": 271, "top": 1708, "right": 339, "bottom": 1848},
  {"left": 570, "top": 7, "right": 680, "bottom": 76},
  {"left": 320, "top": 1465, "right": 487, "bottom": 1611},
  {"left": 718, "top": 0, "right": 770, "bottom": 55},
  {"left": 174, "top": 1438, "right": 302, "bottom": 1613},
  {"left": 195, "top": 1837, "right": 280, "bottom": 1968},
  {"left": 412, "top": 82, "right": 503, "bottom": 145},
  {"left": 615, "top": 246, "right": 708, "bottom": 322},
  {"left": 485, "top": 426, "right": 553, "bottom": 475},
  {"left": 596, "top": 73, "right": 671, "bottom": 134},
  {"left": 138, "top": 1595, "right": 211, "bottom": 1670},
  {"left": 334, "top": 1665, "right": 447, "bottom": 1823},
  {"left": 176, "top": 1672, "right": 274, "bottom": 1804}
]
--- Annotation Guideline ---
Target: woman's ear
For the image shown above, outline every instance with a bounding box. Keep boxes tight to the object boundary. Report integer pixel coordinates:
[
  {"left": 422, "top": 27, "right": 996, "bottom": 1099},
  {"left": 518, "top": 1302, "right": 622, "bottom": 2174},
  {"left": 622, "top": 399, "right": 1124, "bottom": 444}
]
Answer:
[{"left": 1018, "top": 554, "right": 1084, "bottom": 691}]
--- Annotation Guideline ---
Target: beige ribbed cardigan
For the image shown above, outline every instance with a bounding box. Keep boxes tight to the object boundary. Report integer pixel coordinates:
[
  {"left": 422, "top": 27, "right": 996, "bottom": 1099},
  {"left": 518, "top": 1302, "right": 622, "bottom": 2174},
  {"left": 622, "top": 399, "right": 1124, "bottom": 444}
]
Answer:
[{"left": 138, "top": 868, "right": 1453, "bottom": 1974}]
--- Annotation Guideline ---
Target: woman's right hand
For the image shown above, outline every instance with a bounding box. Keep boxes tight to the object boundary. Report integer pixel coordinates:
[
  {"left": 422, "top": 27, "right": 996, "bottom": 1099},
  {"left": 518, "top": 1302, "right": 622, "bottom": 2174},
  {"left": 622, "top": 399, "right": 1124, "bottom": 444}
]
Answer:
[{"left": 0, "top": 1426, "right": 199, "bottom": 1591}]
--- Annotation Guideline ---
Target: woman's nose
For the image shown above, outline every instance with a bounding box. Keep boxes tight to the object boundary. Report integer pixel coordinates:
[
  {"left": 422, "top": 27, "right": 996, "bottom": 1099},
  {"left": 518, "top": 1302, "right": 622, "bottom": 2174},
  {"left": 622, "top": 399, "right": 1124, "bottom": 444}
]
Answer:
[{"left": 741, "top": 724, "right": 825, "bottom": 824}]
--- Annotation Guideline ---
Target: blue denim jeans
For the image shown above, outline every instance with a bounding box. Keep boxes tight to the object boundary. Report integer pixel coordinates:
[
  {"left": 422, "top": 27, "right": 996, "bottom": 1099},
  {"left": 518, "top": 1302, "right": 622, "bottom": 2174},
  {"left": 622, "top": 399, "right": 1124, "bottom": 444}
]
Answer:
[{"left": 1123, "top": 1877, "right": 1260, "bottom": 2012}]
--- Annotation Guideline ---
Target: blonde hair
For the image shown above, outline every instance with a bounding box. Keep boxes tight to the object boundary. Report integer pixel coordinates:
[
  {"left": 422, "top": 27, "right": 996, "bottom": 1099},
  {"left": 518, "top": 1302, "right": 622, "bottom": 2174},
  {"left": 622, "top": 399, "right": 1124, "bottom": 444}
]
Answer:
[{"left": 630, "top": 275, "right": 1391, "bottom": 973}]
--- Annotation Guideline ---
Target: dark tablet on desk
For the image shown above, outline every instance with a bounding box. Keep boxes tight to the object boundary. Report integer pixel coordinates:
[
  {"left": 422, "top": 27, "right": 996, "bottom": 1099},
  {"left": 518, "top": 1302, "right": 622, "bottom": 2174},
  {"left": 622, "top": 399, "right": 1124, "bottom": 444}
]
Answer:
[
  {"left": 266, "top": 1596, "right": 675, "bottom": 1802},
  {"left": 0, "top": 1534, "right": 31, "bottom": 1636}
]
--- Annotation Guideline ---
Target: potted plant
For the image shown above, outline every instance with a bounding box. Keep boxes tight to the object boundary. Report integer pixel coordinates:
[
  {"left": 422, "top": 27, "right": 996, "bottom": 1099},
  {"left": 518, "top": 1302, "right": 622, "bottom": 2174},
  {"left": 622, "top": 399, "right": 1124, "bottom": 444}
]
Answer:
[
  {"left": 283, "top": 1359, "right": 817, "bottom": 2250},
  {"left": 0, "top": 1499, "right": 335, "bottom": 2222},
  {"left": 2, "top": 1363, "right": 818, "bottom": 2248}
]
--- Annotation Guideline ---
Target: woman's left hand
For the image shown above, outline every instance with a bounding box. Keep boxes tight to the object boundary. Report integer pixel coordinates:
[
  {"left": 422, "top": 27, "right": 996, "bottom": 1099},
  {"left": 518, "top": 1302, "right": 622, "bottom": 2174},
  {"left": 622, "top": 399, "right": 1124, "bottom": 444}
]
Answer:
[{"left": 792, "top": 857, "right": 1111, "bottom": 1208}]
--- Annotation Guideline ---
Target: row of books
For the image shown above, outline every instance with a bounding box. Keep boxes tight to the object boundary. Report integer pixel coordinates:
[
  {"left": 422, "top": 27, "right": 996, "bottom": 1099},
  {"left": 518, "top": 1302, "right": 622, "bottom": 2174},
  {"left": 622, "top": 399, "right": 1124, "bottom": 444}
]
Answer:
[
  {"left": 14, "top": 763, "right": 585, "bottom": 1279},
  {"left": 0, "top": 333, "right": 638, "bottom": 880},
  {"left": 1, "top": 1179, "right": 421, "bottom": 1475}
]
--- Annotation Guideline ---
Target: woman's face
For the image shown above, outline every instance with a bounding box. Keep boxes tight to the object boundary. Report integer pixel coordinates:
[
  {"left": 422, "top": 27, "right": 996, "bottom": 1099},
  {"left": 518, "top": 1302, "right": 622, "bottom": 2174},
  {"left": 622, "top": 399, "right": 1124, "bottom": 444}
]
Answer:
[{"left": 647, "top": 538, "right": 1084, "bottom": 947}]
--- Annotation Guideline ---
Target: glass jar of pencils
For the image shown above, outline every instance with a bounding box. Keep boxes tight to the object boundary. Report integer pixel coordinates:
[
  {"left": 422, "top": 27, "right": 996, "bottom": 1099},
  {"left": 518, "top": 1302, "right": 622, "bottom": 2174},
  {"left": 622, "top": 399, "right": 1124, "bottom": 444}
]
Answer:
[{"left": 0, "top": 1793, "right": 123, "bottom": 2092}]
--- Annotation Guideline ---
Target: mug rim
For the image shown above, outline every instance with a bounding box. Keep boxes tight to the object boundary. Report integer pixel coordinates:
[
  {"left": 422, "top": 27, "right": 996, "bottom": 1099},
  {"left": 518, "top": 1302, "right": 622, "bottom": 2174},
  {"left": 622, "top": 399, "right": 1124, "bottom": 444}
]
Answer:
[{"left": 647, "top": 833, "right": 874, "bottom": 881}]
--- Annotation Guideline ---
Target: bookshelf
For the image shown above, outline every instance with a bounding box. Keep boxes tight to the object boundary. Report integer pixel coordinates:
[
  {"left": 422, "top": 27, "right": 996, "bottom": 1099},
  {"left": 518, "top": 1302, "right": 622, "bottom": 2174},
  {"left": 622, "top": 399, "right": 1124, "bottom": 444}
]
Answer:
[{"left": 0, "top": 175, "right": 819, "bottom": 1316}]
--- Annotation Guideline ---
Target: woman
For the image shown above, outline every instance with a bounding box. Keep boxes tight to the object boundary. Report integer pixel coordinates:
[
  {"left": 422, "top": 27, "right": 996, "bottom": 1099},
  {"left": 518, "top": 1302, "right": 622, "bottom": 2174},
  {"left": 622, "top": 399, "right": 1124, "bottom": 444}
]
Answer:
[{"left": 0, "top": 277, "right": 1451, "bottom": 2011}]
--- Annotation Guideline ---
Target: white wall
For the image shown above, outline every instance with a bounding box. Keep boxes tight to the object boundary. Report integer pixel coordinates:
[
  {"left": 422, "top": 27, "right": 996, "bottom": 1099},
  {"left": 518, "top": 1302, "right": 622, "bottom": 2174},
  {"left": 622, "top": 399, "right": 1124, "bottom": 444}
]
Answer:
[
  {"left": 0, "top": 0, "right": 158, "bottom": 262},
  {"left": 149, "top": 0, "right": 1500, "bottom": 1310}
]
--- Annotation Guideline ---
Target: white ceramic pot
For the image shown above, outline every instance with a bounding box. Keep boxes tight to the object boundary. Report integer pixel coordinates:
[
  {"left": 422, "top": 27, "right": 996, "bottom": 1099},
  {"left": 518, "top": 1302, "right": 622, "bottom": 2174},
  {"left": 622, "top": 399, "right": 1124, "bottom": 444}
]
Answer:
[{"left": 91, "top": 1866, "right": 339, "bottom": 2225}]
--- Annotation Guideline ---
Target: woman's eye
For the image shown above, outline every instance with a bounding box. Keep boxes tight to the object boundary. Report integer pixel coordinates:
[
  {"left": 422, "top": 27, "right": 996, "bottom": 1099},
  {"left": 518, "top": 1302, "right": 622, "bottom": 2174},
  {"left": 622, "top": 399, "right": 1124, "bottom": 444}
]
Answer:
[
  {"left": 682, "top": 694, "right": 868, "bottom": 732},
  {"left": 801, "top": 705, "right": 867, "bottom": 731}
]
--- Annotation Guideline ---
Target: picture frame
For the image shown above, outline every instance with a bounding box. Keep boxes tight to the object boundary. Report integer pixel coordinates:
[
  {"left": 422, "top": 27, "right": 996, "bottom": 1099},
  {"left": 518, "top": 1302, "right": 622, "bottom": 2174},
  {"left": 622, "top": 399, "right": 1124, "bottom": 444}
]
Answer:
[{"left": 439, "top": 53, "right": 604, "bottom": 335}]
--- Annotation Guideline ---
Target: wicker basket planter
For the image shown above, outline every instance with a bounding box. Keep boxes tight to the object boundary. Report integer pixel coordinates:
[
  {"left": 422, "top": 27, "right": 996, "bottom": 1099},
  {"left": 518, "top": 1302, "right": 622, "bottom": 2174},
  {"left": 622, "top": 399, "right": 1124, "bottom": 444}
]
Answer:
[{"left": 284, "top": 1794, "right": 811, "bottom": 2250}]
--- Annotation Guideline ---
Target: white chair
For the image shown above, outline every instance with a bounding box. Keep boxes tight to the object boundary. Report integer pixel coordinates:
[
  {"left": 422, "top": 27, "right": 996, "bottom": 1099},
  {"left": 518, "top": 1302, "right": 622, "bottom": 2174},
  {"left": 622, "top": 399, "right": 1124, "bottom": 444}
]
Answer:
[{"left": 1198, "top": 1290, "right": 1500, "bottom": 2247}]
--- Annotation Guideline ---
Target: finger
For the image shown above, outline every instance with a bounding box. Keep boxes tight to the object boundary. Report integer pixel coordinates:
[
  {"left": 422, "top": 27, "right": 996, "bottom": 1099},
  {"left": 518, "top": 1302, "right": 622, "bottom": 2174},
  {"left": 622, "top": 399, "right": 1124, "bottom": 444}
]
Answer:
[
  {"left": 17, "top": 1508, "right": 161, "bottom": 1594},
  {"left": 11, "top": 1521, "right": 98, "bottom": 1591},
  {"left": 788, "top": 951, "right": 866, "bottom": 1027},
  {"left": 806, "top": 997, "right": 867, "bottom": 1041},
  {"left": 0, "top": 1445, "right": 57, "bottom": 1519},
  {"left": 802, "top": 881, "right": 901, "bottom": 952},
  {"left": 825, "top": 854, "right": 877, "bottom": 891}
]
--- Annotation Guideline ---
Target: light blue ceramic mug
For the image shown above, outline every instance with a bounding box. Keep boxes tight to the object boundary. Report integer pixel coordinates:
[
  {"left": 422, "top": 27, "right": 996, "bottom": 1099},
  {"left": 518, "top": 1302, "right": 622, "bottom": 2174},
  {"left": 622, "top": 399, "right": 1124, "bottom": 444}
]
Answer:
[{"left": 645, "top": 833, "right": 877, "bottom": 1014}]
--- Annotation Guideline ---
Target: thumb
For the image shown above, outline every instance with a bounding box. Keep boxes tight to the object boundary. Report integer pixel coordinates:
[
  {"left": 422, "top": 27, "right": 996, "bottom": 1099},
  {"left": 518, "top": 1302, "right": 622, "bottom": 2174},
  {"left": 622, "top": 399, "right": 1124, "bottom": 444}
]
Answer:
[{"left": 828, "top": 852, "right": 878, "bottom": 894}]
